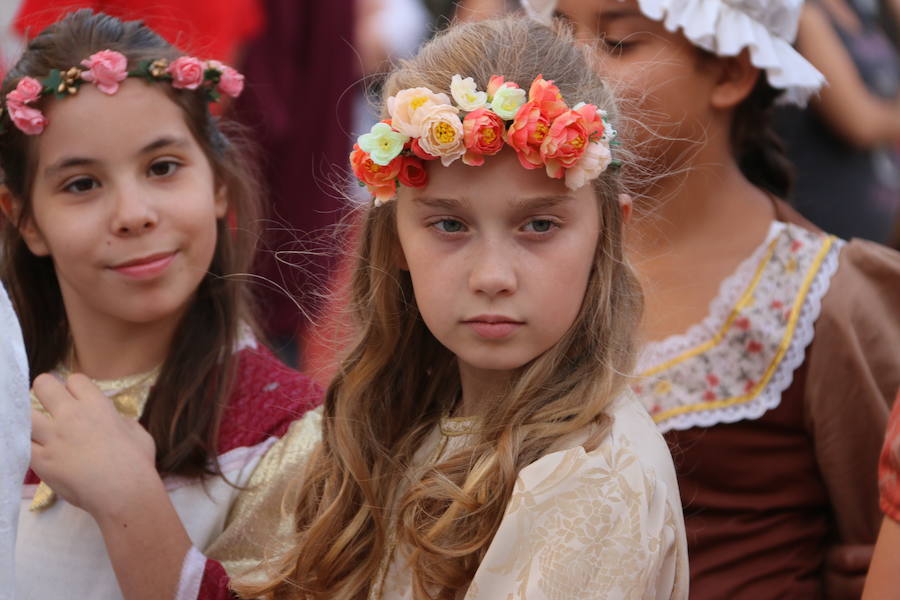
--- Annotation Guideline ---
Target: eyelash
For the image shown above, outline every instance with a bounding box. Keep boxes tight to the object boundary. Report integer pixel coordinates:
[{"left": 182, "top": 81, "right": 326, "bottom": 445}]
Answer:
[
  {"left": 59, "top": 158, "right": 182, "bottom": 194},
  {"left": 427, "top": 217, "right": 561, "bottom": 236}
]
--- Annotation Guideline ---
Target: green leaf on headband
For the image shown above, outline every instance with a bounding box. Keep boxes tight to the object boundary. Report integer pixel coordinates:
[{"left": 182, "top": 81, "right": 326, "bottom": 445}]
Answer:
[
  {"left": 204, "top": 68, "right": 220, "bottom": 83},
  {"left": 43, "top": 70, "right": 62, "bottom": 96},
  {"left": 206, "top": 88, "right": 221, "bottom": 103}
]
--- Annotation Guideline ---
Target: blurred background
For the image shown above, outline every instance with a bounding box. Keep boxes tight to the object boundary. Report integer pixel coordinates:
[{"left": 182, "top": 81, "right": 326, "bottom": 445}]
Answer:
[{"left": 1, "top": 0, "right": 897, "bottom": 374}]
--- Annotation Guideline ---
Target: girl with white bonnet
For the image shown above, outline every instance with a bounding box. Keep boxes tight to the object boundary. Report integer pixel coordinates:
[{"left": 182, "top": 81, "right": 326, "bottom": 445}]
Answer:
[
  {"left": 524, "top": 0, "right": 900, "bottom": 597},
  {"left": 0, "top": 282, "right": 29, "bottom": 599}
]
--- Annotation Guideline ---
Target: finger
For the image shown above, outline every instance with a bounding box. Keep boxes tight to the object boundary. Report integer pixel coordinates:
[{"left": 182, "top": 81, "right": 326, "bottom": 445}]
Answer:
[
  {"left": 30, "top": 408, "right": 53, "bottom": 445},
  {"left": 65, "top": 372, "right": 107, "bottom": 403},
  {"left": 31, "top": 373, "right": 71, "bottom": 416},
  {"left": 826, "top": 544, "right": 875, "bottom": 573}
]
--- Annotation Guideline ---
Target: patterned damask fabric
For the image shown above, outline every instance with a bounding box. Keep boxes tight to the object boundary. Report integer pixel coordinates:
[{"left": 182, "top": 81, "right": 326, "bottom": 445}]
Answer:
[
  {"left": 0, "top": 283, "right": 29, "bottom": 600},
  {"left": 634, "top": 222, "right": 843, "bottom": 433},
  {"left": 377, "top": 394, "right": 689, "bottom": 599}
]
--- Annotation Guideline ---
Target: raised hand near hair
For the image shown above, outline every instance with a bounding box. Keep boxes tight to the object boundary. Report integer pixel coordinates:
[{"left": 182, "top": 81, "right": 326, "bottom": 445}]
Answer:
[{"left": 29, "top": 373, "right": 157, "bottom": 517}]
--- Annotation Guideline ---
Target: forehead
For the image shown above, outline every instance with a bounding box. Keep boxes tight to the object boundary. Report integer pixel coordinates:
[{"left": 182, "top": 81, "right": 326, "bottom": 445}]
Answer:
[
  {"left": 412, "top": 147, "right": 575, "bottom": 203},
  {"left": 34, "top": 79, "right": 195, "bottom": 165}
]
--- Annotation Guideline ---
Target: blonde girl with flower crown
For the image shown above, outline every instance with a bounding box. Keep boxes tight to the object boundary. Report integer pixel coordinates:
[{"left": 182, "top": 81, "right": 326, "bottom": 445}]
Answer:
[
  {"left": 524, "top": 0, "right": 900, "bottom": 597},
  {"left": 228, "top": 15, "right": 688, "bottom": 600},
  {"left": 0, "top": 10, "right": 322, "bottom": 600}
]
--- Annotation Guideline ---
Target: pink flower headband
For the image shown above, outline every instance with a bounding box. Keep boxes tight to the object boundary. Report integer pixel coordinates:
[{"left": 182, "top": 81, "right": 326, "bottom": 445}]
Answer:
[
  {"left": 350, "top": 74, "right": 617, "bottom": 205},
  {"left": 0, "top": 49, "right": 244, "bottom": 136}
]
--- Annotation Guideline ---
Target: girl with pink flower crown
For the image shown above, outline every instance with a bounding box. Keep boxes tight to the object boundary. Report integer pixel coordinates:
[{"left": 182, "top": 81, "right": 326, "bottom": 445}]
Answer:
[
  {"left": 526, "top": 0, "right": 900, "bottom": 597},
  {"left": 0, "top": 10, "right": 321, "bottom": 600},
  {"left": 233, "top": 15, "right": 688, "bottom": 600}
]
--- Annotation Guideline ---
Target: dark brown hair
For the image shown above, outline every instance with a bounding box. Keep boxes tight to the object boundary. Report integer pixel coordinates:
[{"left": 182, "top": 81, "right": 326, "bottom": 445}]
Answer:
[{"left": 0, "top": 9, "right": 262, "bottom": 478}]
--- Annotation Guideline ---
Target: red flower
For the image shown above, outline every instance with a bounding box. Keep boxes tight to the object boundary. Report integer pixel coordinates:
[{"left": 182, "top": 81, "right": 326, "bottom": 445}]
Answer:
[
  {"left": 770, "top": 300, "right": 784, "bottom": 310},
  {"left": 410, "top": 138, "right": 438, "bottom": 160},
  {"left": 746, "top": 340, "right": 763, "bottom": 353},
  {"left": 462, "top": 108, "right": 505, "bottom": 166},
  {"left": 735, "top": 316, "right": 751, "bottom": 331},
  {"left": 397, "top": 155, "right": 427, "bottom": 188},
  {"left": 350, "top": 143, "right": 402, "bottom": 203},
  {"left": 790, "top": 239, "right": 803, "bottom": 252},
  {"left": 703, "top": 390, "right": 717, "bottom": 402},
  {"left": 744, "top": 380, "right": 756, "bottom": 393},
  {"left": 706, "top": 374, "right": 720, "bottom": 387}
]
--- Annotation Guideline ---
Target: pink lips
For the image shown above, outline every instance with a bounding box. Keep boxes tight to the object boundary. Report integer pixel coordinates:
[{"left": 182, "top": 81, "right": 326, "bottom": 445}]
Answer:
[
  {"left": 463, "top": 315, "right": 524, "bottom": 339},
  {"left": 111, "top": 252, "right": 176, "bottom": 279}
]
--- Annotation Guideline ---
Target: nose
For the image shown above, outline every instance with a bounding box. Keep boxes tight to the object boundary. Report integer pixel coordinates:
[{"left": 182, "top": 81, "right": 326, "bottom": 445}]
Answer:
[
  {"left": 468, "top": 238, "right": 517, "bottom": 298},
  {"left": 109, "top": 183, "right": 158, "bottom": 236}
]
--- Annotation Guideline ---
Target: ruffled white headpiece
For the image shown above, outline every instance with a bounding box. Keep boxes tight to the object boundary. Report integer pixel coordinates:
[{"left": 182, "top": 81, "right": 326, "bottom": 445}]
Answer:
[{"left": 521, "top": 0, "right": 825, "bottom": 106}]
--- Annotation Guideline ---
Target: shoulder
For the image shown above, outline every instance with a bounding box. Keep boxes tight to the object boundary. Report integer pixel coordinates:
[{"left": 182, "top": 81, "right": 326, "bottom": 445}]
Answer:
[
  {"left": 516, "top": 393, "right": 681, "bottom": 515},
  {"left": 217, "top": 343, "right": 324, "bottom": 454},
  {"left": 823, "top": 238, "right": 900, "bottom": 316}
]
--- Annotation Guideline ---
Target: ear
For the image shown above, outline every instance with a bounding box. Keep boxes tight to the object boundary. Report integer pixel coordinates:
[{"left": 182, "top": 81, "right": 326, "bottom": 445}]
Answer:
[
  {"left": 214, "top": 184, "right": 228, "bottom": 219},
  {"left": 618, "top": 193, "right": 633, "bottom": 224},
  {"left": 709, "top": 49, "right": 761, "bottom": 110},
  {"left": 0, "top": 185, "right": 50, "bottom": 256}
]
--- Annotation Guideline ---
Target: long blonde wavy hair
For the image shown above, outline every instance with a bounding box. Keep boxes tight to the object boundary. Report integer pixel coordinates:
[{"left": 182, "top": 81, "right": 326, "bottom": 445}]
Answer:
[{"left": 239, "top": 15, "right": 643, "bottom": 600}]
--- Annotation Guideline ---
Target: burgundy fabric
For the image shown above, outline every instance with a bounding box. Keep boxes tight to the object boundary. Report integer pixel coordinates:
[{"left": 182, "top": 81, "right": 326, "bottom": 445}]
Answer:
[
  {"left": 198, "top": 558, "right": 238, "bottom": 600},
  {"left": 233, "top": 0, "right": 357, "bottom": 342}
]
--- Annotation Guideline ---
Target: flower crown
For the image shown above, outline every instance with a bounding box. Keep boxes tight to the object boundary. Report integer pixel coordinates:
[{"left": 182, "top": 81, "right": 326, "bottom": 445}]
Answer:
[
  {"left": 350, "top": 74, "right": 617, "bottom": 205},
  {"left": 0, "top": 49, "right": 245, "bottom": 136}
]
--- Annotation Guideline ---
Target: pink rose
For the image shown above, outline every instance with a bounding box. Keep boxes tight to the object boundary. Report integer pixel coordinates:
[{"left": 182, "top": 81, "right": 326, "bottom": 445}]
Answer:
[
  {"left": 7, "top": 77, "right": 43, "bottom": 107},
  {"left": 462, "top": 108, "right": 505, "bottom": 167},
  {"left": 167, "top": 56, "right": 205, "bottom": 90},
  {"left": 80, "top": 49, "right": 128, "bottom": 95},
  {"left": 540, "top": 109, "right": 590, "bottom": 179},
  {"left": 528, "top": 75, "right": 567, "bottom": 121},
  {"left": 217, "top": 65, "right": 244, "bottom": 98},
  {"left": 506, "top": 100, "right": 550, "bottom": 170},
  {"left": 8, "top": 103, "right": 48, "bottom": 135}
]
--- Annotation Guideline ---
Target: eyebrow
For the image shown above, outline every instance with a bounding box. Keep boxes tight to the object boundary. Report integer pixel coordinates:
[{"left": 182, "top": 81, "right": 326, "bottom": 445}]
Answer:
[
  {"left": 43, "top": 135, "right": 190, "bottom": 178},
  {"left": 413, "top": 194, "right": 574, "bottom": 211}
]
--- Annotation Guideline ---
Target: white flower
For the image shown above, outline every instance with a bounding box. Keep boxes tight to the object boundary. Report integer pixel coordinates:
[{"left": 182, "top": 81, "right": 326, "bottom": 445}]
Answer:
[
  {"left": 490, "top": 83, "right": 527, "bottom": 120},
  {"left": 450, "top": 74, "right": 488, "bottom": 111},
  {"left": 565, "top": 141, "right": 612, "bottom": 190},
  {"left": 358, "top": 122, "right": 408, "bottom": 166}
]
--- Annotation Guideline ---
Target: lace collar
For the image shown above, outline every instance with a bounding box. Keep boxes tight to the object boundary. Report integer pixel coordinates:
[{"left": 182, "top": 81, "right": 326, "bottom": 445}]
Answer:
[{"left": 634, "top": 222, "right": 843, "bottom": 432}]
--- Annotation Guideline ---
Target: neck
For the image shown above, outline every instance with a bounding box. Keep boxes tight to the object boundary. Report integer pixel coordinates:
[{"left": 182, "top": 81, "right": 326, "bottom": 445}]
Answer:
[
  {"left": 455, "top": 360, "right": 514, "bottom": 419},
  {"left": 66, "top": 315, "right": 180, "bottom": 380},
  {"left": 626, "top": 129, "right": 774, "bottom": 257}
]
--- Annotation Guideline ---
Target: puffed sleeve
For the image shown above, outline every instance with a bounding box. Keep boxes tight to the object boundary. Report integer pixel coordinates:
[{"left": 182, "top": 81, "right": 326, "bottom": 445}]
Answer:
[
  {"left": 803, "top": 239, "right": 900, "bottom": 543},
  {"left": 175, "top": 409, "right": 323, "bottom": 599},
  {"left": 880, "top": 396, "right": 900, "bottom": 523},
  {"left": 465, "top": 419, "right": 689, "bottom": 600}
]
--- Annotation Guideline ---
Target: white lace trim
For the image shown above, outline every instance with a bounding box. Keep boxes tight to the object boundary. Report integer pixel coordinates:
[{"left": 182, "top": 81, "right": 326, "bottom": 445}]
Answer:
[{"left": 636, "top": 223, "right": 844, "bottom": 433}]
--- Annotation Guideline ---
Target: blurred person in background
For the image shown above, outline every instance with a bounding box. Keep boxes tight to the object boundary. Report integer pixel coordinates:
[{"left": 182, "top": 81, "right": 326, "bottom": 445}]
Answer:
[{"left": 776, "top": 0, "right": 900, "bottom": 245}]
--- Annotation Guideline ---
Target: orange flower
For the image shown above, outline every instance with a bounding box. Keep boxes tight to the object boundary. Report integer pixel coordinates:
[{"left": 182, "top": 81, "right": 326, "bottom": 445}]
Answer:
[
  {"left": 350, "top": 143, "right": 402, "bottom": 203},
  {"left": 540, "top": 109, "right": 590, "bottom": 179},
  {"left": 462, "top": 108, "right": 505, "bottom": 166},
  {"left": 506, "top": 101, "right": 551, "bottom": 170},
  {"left": 573, "top": 102, "right": 605, "bottom": 141},
  {"left": 528, "top": 75, "right": 567, "bottom": 121}
]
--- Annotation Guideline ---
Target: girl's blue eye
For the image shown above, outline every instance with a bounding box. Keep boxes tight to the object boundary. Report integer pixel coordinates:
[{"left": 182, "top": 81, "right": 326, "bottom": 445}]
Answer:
[
  {"left": 63, "top": 177, "right": 99, "bottom": 194},
  {"left": 434, "top": 219, "right": 465, "bottom": 233},
  {"left": 525, "top": 219, "right": 555, "bottom": 233},
  {"left": 149, "top": 160, "right": 179, "bottom": 178}
]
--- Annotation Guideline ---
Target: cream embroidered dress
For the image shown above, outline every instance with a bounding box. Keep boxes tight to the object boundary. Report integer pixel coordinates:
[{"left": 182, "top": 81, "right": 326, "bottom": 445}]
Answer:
[{"left": 223, "top": 392, "right": 689, "bottom": 599}]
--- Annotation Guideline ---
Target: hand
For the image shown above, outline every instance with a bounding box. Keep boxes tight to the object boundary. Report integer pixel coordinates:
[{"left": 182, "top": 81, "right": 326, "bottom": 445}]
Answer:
[
  {"left": 30, "top": 373, "right": 158, "bottom": 517},
  {"left": 825, "top": 544, "right": 874, "bottom": 600}
]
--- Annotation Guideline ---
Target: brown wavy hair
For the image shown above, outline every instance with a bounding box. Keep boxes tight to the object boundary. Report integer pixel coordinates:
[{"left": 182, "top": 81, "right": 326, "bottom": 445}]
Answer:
[
  {"left": 238, "top": 15, "right": 642, "bottom": 600},
  {"left": 0, "top": 9, "right": 262, "bottom": 478}
]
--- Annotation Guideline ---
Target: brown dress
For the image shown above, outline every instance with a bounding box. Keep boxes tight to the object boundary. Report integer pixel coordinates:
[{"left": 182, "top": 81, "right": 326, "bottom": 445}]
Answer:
[{"left": 633, "top": 203, "right": 900, "bottom": 598}]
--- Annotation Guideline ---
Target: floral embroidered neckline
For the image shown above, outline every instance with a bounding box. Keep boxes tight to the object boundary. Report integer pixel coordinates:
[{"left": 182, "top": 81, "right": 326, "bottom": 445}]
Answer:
[{"left": 633, "top": 222, "right": 843, "bottom": 432}]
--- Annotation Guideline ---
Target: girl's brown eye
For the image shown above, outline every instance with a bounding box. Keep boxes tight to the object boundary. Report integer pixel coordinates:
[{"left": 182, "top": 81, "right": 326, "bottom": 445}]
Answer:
[
  {"left": 149, "top": 160, "right": 179, "bottom": 177},
  {"left": 64, "top": 177, "right": 99, "bottom": 194}
]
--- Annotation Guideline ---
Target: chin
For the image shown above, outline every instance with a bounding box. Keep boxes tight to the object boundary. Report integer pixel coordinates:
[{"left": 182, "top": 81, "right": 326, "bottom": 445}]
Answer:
[{"left": 457, "top": 350, "right": 535, "bottom": 373}]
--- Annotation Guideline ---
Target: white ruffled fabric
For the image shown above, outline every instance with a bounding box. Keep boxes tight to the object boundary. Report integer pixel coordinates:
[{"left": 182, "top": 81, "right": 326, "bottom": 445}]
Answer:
[
  {"left": 521, "top": 0, "right": 826, "bottom": 106},
  {"left": 0, "top": 283, "right": 29, "bottom": 600}
]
